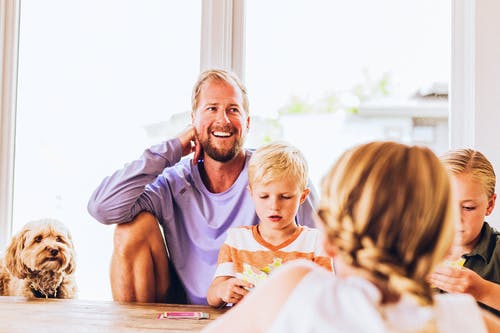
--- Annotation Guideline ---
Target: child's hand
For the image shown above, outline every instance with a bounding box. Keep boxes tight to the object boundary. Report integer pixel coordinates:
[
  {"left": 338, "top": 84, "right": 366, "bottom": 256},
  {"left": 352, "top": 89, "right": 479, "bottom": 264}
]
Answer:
[
  {"left": 217, "top": 278, "right": 254, "bottom": 305},
  {"left": 428, "top": 265, "right": 486, "bottom": 300}
]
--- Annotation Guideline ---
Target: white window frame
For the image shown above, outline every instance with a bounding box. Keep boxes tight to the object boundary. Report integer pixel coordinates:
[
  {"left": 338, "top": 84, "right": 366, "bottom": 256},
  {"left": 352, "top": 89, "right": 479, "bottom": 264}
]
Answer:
[
  {"left": 0, "top": 0, "right": 19, "bottom": 247},
  {"left": 450, "top": 0, "right": 475, "bottom": 148},
  {"left": 200, "top": 0, "right": 245, "bottom": 79}
]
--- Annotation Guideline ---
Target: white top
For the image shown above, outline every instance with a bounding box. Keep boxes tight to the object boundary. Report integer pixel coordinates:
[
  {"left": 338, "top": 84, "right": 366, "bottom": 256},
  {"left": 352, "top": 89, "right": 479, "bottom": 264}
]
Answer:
[{"left": 267, "top": 265, "right": 487, "bottom": 333}]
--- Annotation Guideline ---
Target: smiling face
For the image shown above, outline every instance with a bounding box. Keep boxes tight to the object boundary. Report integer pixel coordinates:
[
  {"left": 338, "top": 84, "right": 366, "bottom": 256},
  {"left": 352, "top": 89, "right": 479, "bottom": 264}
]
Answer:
[
  {"left": 451, "top": 173, "right": 496, "bottom": 250},
  {"left": 249, "top": 177, "right": 310, "bottom": 234},
  {"left": 192, "top": 78, "right": 249, "bottom": 162}
]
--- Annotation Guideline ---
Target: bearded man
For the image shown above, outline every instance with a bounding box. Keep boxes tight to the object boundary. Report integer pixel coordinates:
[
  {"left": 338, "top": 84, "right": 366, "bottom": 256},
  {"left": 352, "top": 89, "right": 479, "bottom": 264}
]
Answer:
[{"left": 88, "top": 69, "right": 317, "bottom": 305}]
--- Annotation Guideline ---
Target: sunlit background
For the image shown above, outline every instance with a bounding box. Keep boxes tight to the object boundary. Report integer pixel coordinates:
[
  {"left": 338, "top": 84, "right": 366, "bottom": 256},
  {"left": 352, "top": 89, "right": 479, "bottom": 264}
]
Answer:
[{"left": 13, "top": 0, "right": 450, "bottom": 300}]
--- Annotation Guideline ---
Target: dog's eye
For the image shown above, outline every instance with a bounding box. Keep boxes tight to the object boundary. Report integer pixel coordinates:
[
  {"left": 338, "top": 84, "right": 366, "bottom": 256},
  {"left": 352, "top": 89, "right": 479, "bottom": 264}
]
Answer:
[
  {"left": 34, "top": 235, "right": 42, "bottom": 243},
  {"left": 56, "top": 236, "right": 63, "bottom": 242}
]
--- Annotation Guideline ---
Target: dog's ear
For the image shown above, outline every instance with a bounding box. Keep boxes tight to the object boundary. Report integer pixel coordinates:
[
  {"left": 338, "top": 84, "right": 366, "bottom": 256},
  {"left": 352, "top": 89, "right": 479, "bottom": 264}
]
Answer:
[
  {"left": 64, "top": 247, "right": 76, "bottom": 275},
  {"left": 5, "top": 229, "right": 30, "bottom": 278},
  {"left": 64, "top": 233, "right": 76, "bottom": 275}
]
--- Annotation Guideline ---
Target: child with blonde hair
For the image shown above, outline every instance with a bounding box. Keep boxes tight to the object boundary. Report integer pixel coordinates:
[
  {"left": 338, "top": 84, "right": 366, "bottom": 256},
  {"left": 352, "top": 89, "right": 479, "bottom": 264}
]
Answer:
[
  {"left": 206, "top": 141, "right": 332, "bottom": 308},
  {"left": 203, "top": 141, "right": 499, "bottom": 332},
  {"left": 429, "top": 149, "right": 500, "bottom": 316}
]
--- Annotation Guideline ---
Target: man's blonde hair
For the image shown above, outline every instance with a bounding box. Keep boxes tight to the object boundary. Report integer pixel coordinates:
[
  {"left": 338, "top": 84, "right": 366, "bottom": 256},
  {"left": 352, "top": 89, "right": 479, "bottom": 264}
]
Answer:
[
  {"left": 317, "top": 141, "right": 455, "bottom": 307},
  {"left": 441, "top": 148, "right": 496, "bottom": 198},
  {"left": 248, "top": 141, "right": 308, "bottom": 190},
  {"left": 191, "top": 68, "right": 249, "bottom": 114}
]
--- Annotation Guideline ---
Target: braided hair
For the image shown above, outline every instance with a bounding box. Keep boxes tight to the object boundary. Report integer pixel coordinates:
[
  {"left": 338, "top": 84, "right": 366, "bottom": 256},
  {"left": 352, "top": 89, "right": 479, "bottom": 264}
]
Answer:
[{"left": 318, "top": 141, "right": 455, "bottom": 307}]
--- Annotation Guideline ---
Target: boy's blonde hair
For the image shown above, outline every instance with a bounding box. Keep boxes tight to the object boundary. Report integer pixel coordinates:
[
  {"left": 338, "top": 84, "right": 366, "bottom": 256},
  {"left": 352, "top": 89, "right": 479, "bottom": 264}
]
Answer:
[
  {"left": 191, "top": 68, "right": 249, "bottom": 115},
  {"left": 317, "top": 141, "right": 455, "bottom": 306},
  {"left": 248, "top": 141, "right": 308, "bottom": 190},
  {"left": 440, "top": 148, "right": 496, "bottom": 198}
]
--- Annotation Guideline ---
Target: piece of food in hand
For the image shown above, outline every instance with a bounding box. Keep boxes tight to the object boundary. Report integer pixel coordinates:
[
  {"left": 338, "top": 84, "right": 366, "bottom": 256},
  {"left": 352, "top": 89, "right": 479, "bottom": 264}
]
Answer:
[
  {"left": 261, "top": 257, "right": 283, "bottom": 274},
  {"left": 236, "top": 258, "right": 284, "bottom": 290},
  {"left": 444, "top": 257, "right": 466, "bottom": 268},
  {"left": 236, "top": 263, "right": 268, "bottom": 289}
]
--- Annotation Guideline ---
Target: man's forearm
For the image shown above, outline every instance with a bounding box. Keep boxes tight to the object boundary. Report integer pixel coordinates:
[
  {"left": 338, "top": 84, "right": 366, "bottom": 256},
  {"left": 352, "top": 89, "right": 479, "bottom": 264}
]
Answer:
[{"left": 87, "top": 139, "right": 182, "bottom": 224}]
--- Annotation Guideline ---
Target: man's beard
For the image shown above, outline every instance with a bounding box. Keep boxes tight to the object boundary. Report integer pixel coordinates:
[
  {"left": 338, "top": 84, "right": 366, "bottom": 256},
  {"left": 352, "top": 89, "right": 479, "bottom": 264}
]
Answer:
[{"left": 197, "top": 126, "right": 244, "bottom": 162}]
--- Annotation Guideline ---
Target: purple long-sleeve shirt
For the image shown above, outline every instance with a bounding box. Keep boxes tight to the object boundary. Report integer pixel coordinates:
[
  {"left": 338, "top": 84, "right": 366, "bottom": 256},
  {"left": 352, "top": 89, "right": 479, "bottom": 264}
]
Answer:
[{"left": 87, "top": 138, "right": 317, "bottom": 304}]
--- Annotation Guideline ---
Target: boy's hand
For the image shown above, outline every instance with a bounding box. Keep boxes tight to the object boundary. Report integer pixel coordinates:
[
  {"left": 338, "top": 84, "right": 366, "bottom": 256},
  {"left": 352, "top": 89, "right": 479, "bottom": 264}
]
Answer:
[
  {"left": 218, "top": 278, "right": 254, "bottom": 305},
  {"left": 428, "top": 265, "right": 486, "bottom": 299}
]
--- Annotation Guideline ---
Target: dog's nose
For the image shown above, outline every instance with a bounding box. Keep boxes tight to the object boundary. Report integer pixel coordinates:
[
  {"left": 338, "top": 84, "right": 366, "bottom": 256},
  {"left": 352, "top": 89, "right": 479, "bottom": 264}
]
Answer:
[{"left": 50, "top": 249, "right": 59, "bottom": 256}]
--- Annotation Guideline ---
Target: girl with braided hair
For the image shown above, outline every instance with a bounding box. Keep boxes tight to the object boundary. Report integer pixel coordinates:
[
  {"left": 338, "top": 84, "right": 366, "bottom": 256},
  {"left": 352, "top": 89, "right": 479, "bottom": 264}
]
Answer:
[{"left": 202, "top": 141, "right": 499, "bottom": 333}]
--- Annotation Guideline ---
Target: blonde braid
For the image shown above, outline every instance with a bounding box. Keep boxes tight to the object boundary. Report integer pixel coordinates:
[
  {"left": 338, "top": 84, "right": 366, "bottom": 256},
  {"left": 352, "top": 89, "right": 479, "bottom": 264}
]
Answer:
[{"left": 319, "top": 141, "right": 455, "bottom": 312}]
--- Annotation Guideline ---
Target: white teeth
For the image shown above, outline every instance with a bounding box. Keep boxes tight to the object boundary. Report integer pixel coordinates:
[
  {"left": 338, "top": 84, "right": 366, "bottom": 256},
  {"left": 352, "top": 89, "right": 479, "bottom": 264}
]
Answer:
[{"left": 213, "top": 131, "right": 231, "bottom": 137}]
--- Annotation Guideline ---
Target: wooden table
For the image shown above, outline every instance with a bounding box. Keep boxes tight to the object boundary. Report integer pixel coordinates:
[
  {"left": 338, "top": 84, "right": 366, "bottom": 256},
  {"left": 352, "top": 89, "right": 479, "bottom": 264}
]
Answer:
[{"left": 0, "top": 296, "right": 227, "bottom": 333}]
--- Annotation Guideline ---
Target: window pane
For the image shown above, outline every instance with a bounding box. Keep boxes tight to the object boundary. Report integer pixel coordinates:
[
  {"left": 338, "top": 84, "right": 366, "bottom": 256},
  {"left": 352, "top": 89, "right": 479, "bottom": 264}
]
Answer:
[
  {"left": 246, "top": 0, "right": 450, "bottom": 189},
  {"left": 13, "top": 0, "right": 201, "bottom": 300}
]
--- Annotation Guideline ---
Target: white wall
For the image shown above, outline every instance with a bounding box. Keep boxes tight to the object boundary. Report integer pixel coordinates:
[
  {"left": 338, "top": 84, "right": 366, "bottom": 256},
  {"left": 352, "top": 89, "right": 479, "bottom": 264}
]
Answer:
[
  {"left": 474, "top": 0, "right": 500, "bottom": 227},
  {"left": 475, "top": 1, "right": 500, "bottom": 169}
]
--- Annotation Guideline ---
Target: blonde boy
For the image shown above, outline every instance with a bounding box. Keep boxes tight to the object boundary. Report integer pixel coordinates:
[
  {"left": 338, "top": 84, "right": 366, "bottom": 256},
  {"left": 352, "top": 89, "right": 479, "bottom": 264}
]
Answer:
[
  {"left": 206, "top": 141, "right": 332, "bottom": 308},
  {"left": 430, "top": 149, "right": 500, "bottom": 316}
]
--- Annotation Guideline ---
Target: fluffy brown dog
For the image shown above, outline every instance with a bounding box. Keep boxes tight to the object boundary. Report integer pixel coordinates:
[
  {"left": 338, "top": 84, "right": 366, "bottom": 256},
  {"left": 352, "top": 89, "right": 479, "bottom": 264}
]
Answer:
[{"left": 0, "top": 218, "right": 77, "bottom": 298}]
